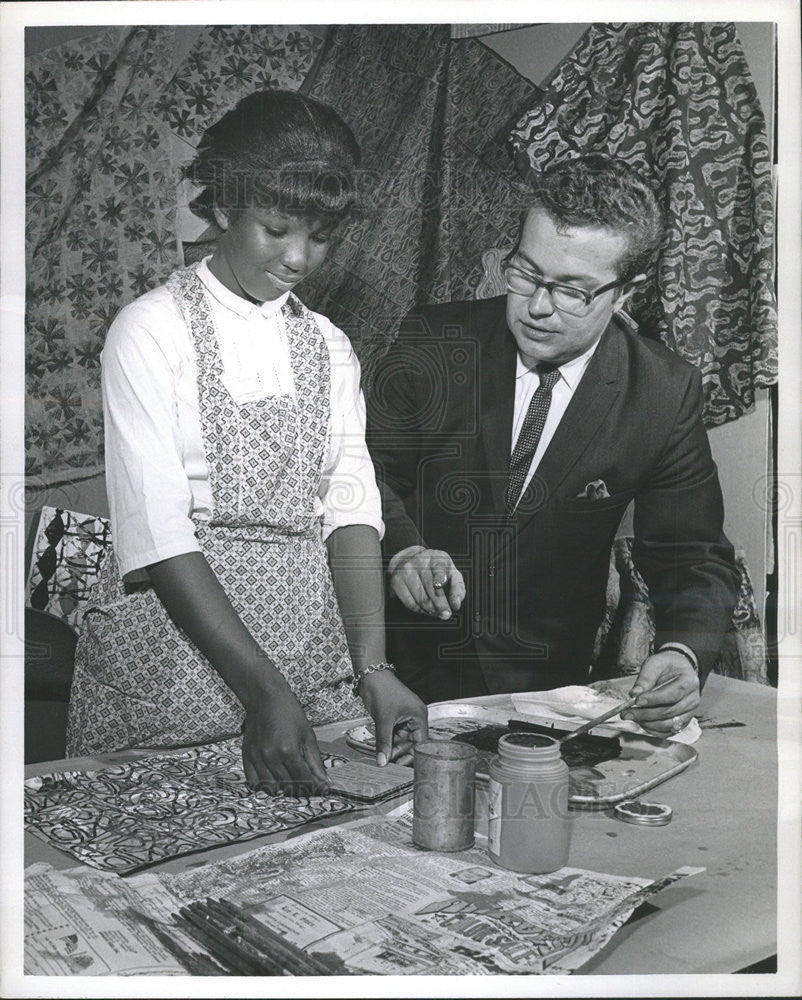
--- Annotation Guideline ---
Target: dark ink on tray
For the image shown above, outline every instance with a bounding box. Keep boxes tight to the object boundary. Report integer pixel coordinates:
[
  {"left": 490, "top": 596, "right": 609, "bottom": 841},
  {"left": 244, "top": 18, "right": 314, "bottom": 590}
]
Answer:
[{"left": 451, "top": 721, "right": 622, "bottom": 770}]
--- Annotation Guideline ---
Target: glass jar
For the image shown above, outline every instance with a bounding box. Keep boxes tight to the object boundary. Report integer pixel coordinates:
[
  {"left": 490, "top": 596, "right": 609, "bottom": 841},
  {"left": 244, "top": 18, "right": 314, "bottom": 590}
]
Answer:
[{"left": 487, "top": 732, "right": 571, "bottom": 873}]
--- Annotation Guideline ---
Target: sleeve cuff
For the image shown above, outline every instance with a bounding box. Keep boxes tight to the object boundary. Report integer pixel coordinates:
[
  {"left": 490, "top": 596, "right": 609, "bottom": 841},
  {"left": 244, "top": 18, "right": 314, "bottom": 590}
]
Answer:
[
  {"left": 657, "top": 641, "right": 699, "bottom": 673},
  {"left": 321, "top": 516, "right": 385, "bottom": 544}
]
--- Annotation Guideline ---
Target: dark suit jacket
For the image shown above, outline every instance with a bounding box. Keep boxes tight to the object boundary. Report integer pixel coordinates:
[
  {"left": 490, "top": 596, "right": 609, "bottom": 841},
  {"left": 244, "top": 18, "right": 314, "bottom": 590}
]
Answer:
[{"left": 366, "top": 295, "right": 739, "bottom": 699}]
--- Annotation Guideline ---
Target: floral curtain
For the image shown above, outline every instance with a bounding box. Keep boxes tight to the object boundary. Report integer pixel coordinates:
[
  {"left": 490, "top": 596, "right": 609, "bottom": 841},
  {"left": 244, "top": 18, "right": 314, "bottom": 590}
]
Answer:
[
  {"left": 509, "top": 22, "right": 777, "bottom": 427},
  {"left": 300, "top": 24, "right": 540, "bottom": 377},
  {"left": 25, "top": 24, "right": 322, "bottom": 485}
]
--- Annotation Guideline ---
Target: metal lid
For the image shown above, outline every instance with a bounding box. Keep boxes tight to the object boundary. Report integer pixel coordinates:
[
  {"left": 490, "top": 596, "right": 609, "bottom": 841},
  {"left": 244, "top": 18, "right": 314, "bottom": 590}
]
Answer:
[
  {"left": 497, "top": 732, "right": 561, "bottom": 761},
  {"left": 613, "top": 799, "right": 673, "bottom": 827}
]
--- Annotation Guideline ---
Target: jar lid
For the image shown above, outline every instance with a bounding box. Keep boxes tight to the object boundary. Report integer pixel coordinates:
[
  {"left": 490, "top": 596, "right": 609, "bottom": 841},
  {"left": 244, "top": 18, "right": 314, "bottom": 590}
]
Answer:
[
  {"left": 613, "top": 799, "right": 673, "bottom": 826},
  {"left": 497, "top": 732, "right": 561, "bottom": 761},
  {"left": 500, "top": 733, "right": 558, "bottom": 749}
]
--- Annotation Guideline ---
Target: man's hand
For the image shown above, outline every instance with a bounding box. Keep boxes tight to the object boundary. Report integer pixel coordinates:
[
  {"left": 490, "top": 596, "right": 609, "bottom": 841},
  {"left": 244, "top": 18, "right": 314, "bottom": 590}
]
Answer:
[
  {"left": 621, "top": 649, "right": 701, "bottom": 736},
  {"left": 387, "top": 545, "right": 466, "bottom": 619},
  {"left": 359, "top": 669, "right": 429, "bottom": 766},
  {"left": 241, "top": 679, "right": 331, "bottom": 797}
]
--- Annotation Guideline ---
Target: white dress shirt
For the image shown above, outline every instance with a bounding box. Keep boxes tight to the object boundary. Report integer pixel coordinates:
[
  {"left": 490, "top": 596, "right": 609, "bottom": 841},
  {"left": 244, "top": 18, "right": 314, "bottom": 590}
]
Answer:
[
  {"left": 509, "top": 339, "right": 699, "bottom": 671},
  {"left": 510, "top": 341, "right": 600, "bottom": 499},
  {"left": 102, "top": 258, "right": 383, "bottom": 580}
]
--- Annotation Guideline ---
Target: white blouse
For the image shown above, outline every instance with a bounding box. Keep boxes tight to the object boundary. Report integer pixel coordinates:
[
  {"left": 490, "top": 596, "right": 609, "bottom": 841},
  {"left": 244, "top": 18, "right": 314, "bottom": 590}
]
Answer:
[{"left": 102, "top": 258, "right": 383, "bottom": 580}]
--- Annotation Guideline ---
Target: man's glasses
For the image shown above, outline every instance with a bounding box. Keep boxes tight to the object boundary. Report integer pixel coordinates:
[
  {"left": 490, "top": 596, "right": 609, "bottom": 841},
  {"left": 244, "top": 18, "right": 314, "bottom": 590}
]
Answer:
[{"left": 502, "top": 258, "right": 626, "bottom": 317}]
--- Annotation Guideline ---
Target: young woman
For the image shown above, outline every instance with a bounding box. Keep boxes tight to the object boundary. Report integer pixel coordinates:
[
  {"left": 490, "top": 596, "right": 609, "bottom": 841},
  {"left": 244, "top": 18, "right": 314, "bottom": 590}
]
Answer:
[{"left": 66, "top": 90, "right": 427, "bottom": 793}]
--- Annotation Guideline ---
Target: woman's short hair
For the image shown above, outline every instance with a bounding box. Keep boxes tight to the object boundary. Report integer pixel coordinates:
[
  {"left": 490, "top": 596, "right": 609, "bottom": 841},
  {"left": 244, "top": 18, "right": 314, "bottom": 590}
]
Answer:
[
  {"left": 184, "top": 89, "right": 361, "bottom": 225},
  {"left": 524, "top": 154, "right": 664, "bottom": 282}
]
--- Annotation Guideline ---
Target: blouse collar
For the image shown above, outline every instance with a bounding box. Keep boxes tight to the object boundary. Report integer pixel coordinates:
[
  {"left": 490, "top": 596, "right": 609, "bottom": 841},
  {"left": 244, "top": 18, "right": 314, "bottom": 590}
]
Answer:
[{"left": 197, "top": 257, "right": 291, "bottom": 318}]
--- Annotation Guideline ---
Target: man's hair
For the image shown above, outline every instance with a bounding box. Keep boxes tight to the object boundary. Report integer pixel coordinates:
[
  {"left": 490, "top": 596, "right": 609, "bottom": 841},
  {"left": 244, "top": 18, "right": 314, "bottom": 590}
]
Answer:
[
  {"left": 184, "top": 89, "right": 361, "bottom": 226},
  {"left": 524, "top": 155, "right": 664, "bottom": 282}
]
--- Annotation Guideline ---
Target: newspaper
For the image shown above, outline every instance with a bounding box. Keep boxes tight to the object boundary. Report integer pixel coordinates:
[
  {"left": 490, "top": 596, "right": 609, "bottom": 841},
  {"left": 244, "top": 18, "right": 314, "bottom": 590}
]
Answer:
[
  {"left": 24, "top": 863, "right": 187, "bottom": 975},
  {"left": 24, "top": 803, "right": 703, "bottom": 976}
]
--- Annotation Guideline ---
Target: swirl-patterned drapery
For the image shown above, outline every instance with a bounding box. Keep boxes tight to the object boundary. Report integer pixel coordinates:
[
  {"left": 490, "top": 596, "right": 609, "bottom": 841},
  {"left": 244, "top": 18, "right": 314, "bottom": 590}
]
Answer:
[
  {"left": 509, "top": 22, "right": 777, "bottom": 427},
  {"left": 301, "top": 24, "right": 540, "bottom": 379}
]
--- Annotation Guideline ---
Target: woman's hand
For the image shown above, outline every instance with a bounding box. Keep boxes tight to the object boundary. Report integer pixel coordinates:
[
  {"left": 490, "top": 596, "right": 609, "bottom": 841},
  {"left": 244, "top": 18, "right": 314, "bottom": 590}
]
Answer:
[
  {"left": 387, "top": 545, "right": 466, "bottom": 619},
  {"left": 359, "top": 670, "right": 429, "bottom": 766},
  {"left": 241, "top": 678, "right": 331, "bottom": 796},
  {"left": 621, "top": 650, "right": 701, "bottom": 736}
]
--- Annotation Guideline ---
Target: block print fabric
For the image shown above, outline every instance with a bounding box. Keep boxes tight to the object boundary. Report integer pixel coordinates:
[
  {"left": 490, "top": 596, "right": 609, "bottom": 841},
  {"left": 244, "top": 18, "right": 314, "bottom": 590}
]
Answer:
[
  {"left": 302, "top": 24, "right": 542, "bottom": 380},
  {"left": 591, "top": 538, "right": 768, "bottom": 685},
  {"left": 24, "top": 739, "right": 353, "bottom": 874},
  {"left": 509, "top": 22, "right": 777, "bottom": 427},
  {"left": 26, "top": 506, "right": 112, "bottom": 630},
  {"left": 25, "top": 25, "right": 322, "bottom": 485}
]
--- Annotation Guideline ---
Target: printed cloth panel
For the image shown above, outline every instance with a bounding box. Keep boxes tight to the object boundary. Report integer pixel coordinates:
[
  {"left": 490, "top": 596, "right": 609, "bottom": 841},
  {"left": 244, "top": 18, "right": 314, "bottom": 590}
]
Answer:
[
  {"left": 591, "top": 538, "right": 768, "bottom": 685},
  {"left": 302, "top": 24, "right": 543, "bottom": 381},
  {"left": 25, "top": 738, "right": 353, "bottom": 874},
  {"left": 26, "top": 506, "right": 112, "bottom": 630},
  {"left": 508, "top": 22, "right": 777, "bottom": 427},
  {"left": 26, "top": 24, "right": 322, "bottom": 485}
]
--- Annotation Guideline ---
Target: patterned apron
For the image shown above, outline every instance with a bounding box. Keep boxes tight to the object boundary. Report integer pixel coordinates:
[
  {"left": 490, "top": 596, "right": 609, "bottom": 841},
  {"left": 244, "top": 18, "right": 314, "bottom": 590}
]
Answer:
[{"left": 67, "top": 265, "right": 364, "bottom": 755}]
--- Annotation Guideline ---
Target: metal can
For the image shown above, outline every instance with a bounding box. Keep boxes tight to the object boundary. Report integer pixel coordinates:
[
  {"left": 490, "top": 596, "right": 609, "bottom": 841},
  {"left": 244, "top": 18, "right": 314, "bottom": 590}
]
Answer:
[
  {"left": 487, "top": 732, "right": 571, "bottom": 873},
  {"left": 412, "top": 741, "right": 477, "bottom": 852}
]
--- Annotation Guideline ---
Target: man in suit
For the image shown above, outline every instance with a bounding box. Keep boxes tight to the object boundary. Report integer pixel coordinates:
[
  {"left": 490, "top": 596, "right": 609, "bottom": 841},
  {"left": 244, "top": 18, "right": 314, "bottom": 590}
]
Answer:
[{"left": 366, "top": 155, "right": 739, "bottom": 737}]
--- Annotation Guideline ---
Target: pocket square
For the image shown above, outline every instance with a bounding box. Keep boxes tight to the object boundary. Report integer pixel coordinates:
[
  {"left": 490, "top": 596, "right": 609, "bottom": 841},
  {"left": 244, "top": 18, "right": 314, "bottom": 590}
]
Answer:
[{"left": 576, "top": 479, "right": 610, "bottom": 500}]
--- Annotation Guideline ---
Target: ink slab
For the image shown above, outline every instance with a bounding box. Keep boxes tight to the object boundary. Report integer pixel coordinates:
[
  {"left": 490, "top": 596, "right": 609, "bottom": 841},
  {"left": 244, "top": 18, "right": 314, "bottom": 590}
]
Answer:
[{"left": 345, "top": 702, "right": 697, "bottom": 807}]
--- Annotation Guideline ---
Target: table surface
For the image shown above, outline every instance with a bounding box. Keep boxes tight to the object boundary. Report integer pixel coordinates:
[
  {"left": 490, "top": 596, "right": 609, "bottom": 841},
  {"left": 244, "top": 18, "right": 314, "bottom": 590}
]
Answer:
[{"left": 24, "top": 673, "right": 778, "bottom": 976}]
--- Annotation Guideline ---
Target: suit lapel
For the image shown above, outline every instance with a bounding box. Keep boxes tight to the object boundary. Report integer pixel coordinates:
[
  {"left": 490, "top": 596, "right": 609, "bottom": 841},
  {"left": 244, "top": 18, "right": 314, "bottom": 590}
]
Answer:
[
  {"left": 513, "top": 321, "right": 624, "bottom": 530},
  {"left": 479, "top": 305, "right": 518, "bottom": 513}
]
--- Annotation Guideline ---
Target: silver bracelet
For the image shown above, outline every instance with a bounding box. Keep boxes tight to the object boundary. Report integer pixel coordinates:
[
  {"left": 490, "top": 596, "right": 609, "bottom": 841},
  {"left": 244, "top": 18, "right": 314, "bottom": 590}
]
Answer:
[
  {"left": 658, "top": 643, "right": 698, "bottom": 673},
  {"left": 352, "top": 662, "right": 396, "bottom": 696}
]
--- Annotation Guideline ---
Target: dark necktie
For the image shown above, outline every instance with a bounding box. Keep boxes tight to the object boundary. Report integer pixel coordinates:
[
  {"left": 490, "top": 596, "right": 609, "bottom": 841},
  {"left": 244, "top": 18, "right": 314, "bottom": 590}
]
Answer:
[{"left": 505, "top": 364, "right": 561, "bottom": 513}]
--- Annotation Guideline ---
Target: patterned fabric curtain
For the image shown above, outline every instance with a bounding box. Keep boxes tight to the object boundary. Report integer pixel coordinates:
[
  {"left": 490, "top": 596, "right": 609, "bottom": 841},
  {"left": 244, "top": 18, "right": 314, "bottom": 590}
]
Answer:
[
  {"left": 25, "top": 25, "right": 323, "bottom": 486},
  {"left": 301, "top": 25, "right": 540, "bottom": 378},
  {"left": 509, "top": 22, "right": 777, "bottom": 427},
  {"left": 450, "top": 25, "right": 522, "bottom": 39}
]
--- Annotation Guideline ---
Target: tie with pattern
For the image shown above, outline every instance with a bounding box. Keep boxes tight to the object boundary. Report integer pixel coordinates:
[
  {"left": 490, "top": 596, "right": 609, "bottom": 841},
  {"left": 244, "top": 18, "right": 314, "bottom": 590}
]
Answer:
[{"left": 505, "top": 364, "right": 561, "bottom": 514}]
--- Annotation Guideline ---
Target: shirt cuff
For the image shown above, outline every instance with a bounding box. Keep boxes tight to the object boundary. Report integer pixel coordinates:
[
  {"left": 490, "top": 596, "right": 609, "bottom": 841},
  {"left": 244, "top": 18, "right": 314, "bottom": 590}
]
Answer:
[{"left": 657, "top": 642, "right": 699, "bottom": 673}]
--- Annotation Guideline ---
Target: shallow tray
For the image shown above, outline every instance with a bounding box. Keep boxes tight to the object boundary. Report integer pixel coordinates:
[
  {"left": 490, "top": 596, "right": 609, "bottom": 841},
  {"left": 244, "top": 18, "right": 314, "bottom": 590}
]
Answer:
[{"left": 346, "top": 701, "right": 697, "bottom": 806}]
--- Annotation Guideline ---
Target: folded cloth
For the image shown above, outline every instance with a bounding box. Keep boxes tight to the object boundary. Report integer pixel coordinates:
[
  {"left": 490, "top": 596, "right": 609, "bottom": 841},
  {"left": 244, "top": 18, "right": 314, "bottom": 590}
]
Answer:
[
  {"left": 511, "top": 681, "right": 701, "bottom": 745},
  {"left": 576, "top": 479, "right": 610, "bottom": 500}
]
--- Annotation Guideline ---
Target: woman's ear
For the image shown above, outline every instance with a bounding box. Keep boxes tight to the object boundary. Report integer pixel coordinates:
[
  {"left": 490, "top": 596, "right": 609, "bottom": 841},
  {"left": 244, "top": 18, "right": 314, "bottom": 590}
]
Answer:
[{"left": 212, "top": 205, "right": 230, "bottom": 231}]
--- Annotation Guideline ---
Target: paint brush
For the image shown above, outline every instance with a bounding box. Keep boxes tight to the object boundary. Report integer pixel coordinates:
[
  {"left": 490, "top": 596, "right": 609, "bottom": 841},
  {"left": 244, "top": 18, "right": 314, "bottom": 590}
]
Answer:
[
  {"left": 209, "top": 897, "right": 347, "bottom": 975},
  {"left": 559, "top": 676, "right": 677, "bottom": 744},
  {"left": 175, "top": 907, "right": 268, "bottom": 975},
  {"left": 124, "top": 908, "right": 227, "bottom": 975}
]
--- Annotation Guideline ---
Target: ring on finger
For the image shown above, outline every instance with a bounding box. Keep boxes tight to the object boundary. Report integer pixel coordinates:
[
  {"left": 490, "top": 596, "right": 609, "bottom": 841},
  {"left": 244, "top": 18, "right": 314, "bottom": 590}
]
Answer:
[
  {"left": 671, "top": 715, "right": 684, "bottom": 735},
  {"left": 433, "top": 580, "right": 444, "bottom": 590}
]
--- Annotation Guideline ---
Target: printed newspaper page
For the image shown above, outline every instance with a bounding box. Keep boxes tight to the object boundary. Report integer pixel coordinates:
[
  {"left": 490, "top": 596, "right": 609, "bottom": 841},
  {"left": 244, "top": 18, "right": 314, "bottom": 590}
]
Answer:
[
  {"left": 24, "top": 863, "right": 187, "bottom": 975},
  {"left": 159, "top": 805, "right": 701, "bottom": 975},
  {"left": 24, "top": 805, "right": 702, "bottom": 976}
]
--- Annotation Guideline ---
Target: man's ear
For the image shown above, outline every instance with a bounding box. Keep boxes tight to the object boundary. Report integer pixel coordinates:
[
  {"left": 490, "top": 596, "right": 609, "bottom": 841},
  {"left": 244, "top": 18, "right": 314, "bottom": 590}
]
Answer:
[
  {"left": 212, "top": 205, "right": 230, "bottom": 231},
  {"left": 615, "top": 273, "right": 646, "bottom": 309}
]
